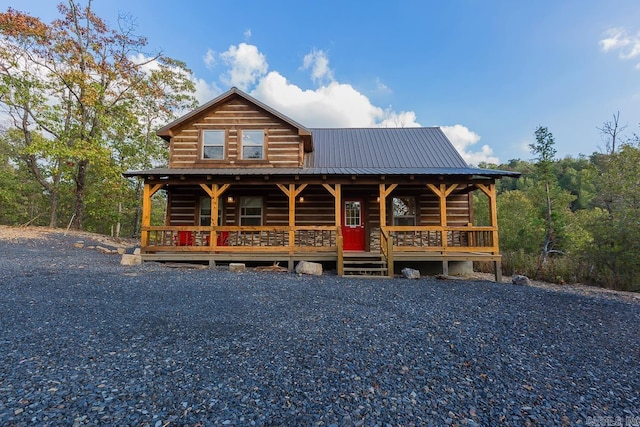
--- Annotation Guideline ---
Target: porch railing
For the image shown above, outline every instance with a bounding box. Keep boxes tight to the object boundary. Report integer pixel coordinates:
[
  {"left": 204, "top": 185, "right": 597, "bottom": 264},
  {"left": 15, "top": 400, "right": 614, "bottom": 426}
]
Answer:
[
  {"left": 385, "top": 225, "right": 498, "bottom": 254},
  {"left": 141, "top": 225, "right": 498, "bottom": 255},
  {"left": 142, "top": 225, "right": 338, "bottom": 253}
]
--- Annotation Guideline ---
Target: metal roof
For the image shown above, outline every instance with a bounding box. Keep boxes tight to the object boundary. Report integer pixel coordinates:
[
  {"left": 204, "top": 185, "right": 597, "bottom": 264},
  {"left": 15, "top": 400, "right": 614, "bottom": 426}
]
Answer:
[
  {"left": 308, "top": 127, "right": 468, "bottom": 169},
  {"left": 124, "top": 166, "right": 519, "bottom": 178}
]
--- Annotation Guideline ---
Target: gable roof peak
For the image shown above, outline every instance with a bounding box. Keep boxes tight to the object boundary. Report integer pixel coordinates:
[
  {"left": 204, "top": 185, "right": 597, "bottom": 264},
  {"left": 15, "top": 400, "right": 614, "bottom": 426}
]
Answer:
[{"left": 156, "top": 87, "right": 313, "bottom": 150}]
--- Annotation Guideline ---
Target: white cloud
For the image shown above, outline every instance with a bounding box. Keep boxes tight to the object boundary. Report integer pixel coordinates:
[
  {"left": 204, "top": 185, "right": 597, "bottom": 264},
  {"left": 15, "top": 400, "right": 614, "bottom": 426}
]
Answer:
[
  {"left": 195, "top": 42, "right": 500, "bottom": 162},
  {"left": 600, "top": 27, "right": 640, "bottom": 67},
  {"left": 441, "top": 124, "right": 499, "bottom": 166},
  {"left": 375, "top": 78, "right": 391, "bottom": 94},
  {"left": 302, "top": 49, "right": 334, "bottom": 84},
  {"left": 203, "top": 49, "right": 216, "bottom": 70},
  {"left": 244, "top": 29, "right": 252, "bottom": 40},
  {"left": 219, "top": 42, "right": 268, "bottom": 90}
]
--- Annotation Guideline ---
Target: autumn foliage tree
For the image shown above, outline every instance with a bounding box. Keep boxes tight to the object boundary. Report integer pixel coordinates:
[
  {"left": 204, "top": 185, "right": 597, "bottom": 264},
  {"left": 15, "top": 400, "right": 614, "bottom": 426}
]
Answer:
[{"left": 0, "top": 1, "right": 196, "bottom": 229}]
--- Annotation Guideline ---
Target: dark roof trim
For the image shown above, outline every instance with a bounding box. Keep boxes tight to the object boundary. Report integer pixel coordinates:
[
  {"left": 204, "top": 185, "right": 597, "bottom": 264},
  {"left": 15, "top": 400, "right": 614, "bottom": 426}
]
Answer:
[
  {"left": 156, "top": 87, "right": 313, "bottom": 151},
  {"left": 124, "top": 167, "right": 521, "bottom": 179}
]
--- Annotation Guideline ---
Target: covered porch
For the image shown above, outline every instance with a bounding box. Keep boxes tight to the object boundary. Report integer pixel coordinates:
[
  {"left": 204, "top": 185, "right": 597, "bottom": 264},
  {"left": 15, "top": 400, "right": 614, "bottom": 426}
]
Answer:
[{"left": 137, "top": 176, "right": 502, "bottom": 280}]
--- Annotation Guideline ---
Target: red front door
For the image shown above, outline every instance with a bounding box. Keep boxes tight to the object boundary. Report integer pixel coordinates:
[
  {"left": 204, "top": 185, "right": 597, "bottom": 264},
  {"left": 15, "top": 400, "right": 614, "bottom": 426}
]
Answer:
[{"left": 342, "top": 199, "right": 365, "bottom": 251}]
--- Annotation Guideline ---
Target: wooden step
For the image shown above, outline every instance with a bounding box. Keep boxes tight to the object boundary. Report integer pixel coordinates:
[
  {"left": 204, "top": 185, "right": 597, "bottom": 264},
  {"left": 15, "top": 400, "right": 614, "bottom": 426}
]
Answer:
[{"left": 342, "top": 253, "right": 388, "bottom": 277}]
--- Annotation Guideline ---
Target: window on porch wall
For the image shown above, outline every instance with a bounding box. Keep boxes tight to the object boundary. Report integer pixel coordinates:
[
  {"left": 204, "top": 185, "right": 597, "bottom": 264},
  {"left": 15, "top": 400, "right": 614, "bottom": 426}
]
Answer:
[
  {"left": 240, "top": 197, "right": 263, "bottom": 225},
  {"left": 392, "top": 197, "right": 416, "bottom": 226},
  {"left": 199, "top": 197, "right": 223, "bottom": 226}
]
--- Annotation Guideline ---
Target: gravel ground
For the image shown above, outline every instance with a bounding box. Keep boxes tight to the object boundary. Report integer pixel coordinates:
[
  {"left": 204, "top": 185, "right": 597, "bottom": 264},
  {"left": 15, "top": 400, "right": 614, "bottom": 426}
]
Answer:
[{"left": 0, "top": 230, "right": 639, "bottom": 426}]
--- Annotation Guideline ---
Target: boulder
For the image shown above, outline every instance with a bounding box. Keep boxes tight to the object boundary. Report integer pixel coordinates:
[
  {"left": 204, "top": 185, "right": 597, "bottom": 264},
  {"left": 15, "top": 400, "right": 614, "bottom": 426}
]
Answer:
[
  {"left": 229, "top": 263, "right": 246, "bottom": 272},
  {"left": 512, "top": 274, "right": 530, "bottom": 286},
  {"left": 73, "top": 241, "right": 85, "bottom": 249},
  {"left": 295, "top": 260, "right": 322, "bottom": 276},
  {"left": 401, "top": 267, "right": 420, "bottom": 279},
  {"left": 133, "top": 247, "right": 141, "bottom": 255},
  {"left": 117, "top": 247, "right": 126, "bottom": 255},
  {"left": 120, "top": 254, "right": 141, "bottom": 266}
]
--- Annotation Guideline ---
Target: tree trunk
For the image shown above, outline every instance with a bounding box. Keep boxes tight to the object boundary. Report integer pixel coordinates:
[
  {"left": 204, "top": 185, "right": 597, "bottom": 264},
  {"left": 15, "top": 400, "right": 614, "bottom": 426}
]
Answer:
[{"left": 72, "top": 159, "right": 89, "bottom": 230}]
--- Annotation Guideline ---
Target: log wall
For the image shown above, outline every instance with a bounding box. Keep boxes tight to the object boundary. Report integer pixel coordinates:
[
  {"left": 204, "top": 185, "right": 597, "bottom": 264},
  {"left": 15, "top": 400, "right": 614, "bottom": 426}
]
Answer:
[{"left": 169, "top": 98, "right": 303, "bottom": 168}]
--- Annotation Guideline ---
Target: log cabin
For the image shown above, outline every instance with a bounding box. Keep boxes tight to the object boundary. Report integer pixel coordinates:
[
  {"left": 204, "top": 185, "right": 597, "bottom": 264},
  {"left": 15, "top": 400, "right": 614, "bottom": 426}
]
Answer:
[{"left": 125, "top": 87, "right": 520, "bottom": 279}]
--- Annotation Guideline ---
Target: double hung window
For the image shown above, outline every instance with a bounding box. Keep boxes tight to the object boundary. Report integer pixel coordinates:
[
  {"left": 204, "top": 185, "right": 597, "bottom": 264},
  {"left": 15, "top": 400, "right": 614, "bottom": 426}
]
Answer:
[
  {"left": 241, "top": 130, "right": 264, "bottom": 160},
  {"left": 202, "top": 130, "right": 225, "bottom": 160}
]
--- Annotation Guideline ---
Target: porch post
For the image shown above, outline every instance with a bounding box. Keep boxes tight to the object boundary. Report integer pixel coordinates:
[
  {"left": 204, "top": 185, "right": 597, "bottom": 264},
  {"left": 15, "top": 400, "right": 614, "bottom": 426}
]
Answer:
[
  {"left": 427, "top": 183, "right": 458, "bottom": 275},
  {"left": 200, "top": 183, "right": 230, "bottom": 250},
  {"left": 277, "top": 183, "right": 307, "bottom": 269},
  {"left": 141, "top": 182, "right": 165, "bottom": 248},
  {"left": 476, "top": 182, "right": 501, "bottom": 281},
  {"left": 322, "top": 183, "right": 343, "bottom": 274},
  {"left": 379, "top": 184, "right": 397, "bottom": 277}
]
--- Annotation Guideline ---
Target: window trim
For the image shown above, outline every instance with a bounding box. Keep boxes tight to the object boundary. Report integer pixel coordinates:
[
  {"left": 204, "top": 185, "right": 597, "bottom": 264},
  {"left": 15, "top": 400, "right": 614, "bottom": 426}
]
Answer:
[
  {"left": 201, "top": 129, "right": 226, "bottom": 160},
  {"left": 239, "top": 129, "right": 266, "bottom": 161}
]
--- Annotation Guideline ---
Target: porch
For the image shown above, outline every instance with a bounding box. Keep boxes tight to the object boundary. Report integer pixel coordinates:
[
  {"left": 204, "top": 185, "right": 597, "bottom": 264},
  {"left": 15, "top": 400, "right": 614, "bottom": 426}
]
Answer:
[{"left": 139, "top": 224, "right": 501, "bottom": 280}]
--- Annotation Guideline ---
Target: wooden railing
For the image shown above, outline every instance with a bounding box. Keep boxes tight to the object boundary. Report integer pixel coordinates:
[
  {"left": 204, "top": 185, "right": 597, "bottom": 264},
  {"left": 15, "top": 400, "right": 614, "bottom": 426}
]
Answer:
[
  {"left": 141, "top": 225, "right": 498, "bottom": 256},
  {"left": 385, "top": 225, "right": 498, "bottom": 254},
  {"left": 380, "top": 229, "right": 394, "bottom": 277},
  {"left": 142, "top": 225, "right": 338, "bottom": 253}
]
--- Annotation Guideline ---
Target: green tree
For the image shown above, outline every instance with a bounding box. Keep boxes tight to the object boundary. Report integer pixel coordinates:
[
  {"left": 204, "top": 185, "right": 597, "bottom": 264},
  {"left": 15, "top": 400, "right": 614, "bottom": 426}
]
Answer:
[
  {"left": 0, "top": 1, "right": 196, "bottom": 229},
  {"left": 583, "top": 143, "right": 640, "bottom": 290},
  {"left": 529, "top": 126, "right": 562, "bottom": 263}
]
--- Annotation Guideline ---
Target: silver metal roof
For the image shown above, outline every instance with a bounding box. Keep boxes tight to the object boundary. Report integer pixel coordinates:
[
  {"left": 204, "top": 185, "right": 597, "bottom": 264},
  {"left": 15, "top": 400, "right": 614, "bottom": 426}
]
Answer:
[
  {"left": 124, "top": 166, "right": 519, "bottom": 178},
  {"left": 308, "top": 127, "right": 468, "bottom": 169}
]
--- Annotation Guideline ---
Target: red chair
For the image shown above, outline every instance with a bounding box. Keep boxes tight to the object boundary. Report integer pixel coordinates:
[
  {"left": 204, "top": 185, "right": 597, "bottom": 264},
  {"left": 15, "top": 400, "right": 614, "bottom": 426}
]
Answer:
[
  {"left": 177, "top": 231, "right": 194, "bottom": 246},
  {"left": 217, "top": 231, "right": 229, "bottom": 246}
]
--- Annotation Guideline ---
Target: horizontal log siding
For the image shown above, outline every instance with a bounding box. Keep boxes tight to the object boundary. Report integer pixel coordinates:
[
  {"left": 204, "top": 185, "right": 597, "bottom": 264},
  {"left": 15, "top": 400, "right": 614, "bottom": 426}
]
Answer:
[
  {"left": 169, "top": 99, "right": 303, "bottom": 168},
  {"left": 168, "top": 188, "right": 197, "bottom": 225},
  {"left": 419, "top": 193, "right": 440, "bottom": 226},
  {"left": 446, "top": 193, "right": 471, "bottom": 226}
]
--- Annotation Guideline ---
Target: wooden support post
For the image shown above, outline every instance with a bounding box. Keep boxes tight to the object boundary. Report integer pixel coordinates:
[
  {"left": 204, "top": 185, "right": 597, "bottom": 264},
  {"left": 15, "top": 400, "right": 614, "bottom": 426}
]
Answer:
[
  {"left": 426, "top": 183, "right": 458, "bottom": 250},
  {"left": 277, "top": 183, "right": 307, "bottom": 255},
  {"left": 141, "top": 183, "right": 164, "bottom": 248},
  {"left": 200, "top": 183, "right": 230, "bottom": 248},
  {"left": 378, "top": 183, "right": 397, "bottom": 229},
  {"left": 476, "top": 183, "right": 499, "bottom": 254},
  {"left": 323, "top": 184, "right": 343, "bottom": 274}
]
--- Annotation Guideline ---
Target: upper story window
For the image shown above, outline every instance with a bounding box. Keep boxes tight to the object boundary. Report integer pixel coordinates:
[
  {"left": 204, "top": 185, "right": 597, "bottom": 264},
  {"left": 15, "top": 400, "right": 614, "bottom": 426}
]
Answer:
[
  {"left": 241, "top": 130, "right": 264, "bottom": 160},
  {"left": 392, "top": 197, "right": 417, "bottom": 226},
  {"left": 202, "top": 130, "right": 225, "bottom": 160}
]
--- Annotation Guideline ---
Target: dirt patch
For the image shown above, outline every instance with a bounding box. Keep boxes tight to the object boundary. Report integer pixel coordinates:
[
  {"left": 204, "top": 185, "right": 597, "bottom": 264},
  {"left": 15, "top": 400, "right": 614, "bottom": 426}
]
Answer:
[
  {"left": 464, "top": 271, "right": 640, "bottom": 304},
  {"left": 0, "top": 225, "right": 138, "bottom": 249}
]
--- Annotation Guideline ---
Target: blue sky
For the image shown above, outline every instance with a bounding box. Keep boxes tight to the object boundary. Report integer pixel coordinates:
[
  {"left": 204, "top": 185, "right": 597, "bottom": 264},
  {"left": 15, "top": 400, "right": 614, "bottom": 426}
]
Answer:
[{"left": 3, "top": 0, "right": 640, "bottom": 165}]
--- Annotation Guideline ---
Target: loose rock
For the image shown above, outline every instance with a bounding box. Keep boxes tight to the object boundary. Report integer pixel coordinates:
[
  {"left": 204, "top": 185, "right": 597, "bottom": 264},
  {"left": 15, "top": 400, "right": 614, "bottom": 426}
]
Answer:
[{"left": 295, "top": 260, "right": 322, "bottom": 276}]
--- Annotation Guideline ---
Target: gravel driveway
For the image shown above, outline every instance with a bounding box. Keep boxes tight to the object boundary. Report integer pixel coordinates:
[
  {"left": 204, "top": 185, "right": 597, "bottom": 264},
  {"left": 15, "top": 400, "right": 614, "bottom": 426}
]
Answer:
[{"left": 1, "top": 231, "right": 639, "bottom": 426}]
